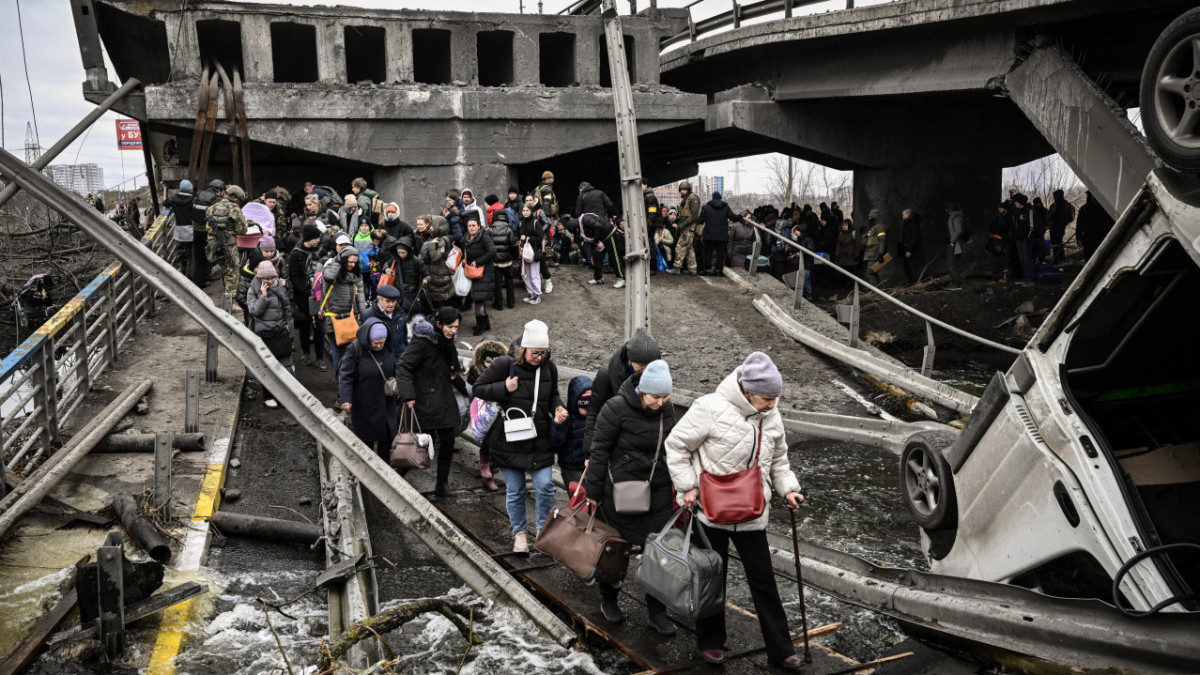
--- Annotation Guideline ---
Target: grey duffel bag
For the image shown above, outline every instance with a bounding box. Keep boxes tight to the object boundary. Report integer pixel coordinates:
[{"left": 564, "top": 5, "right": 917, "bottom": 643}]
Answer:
[{"left": 636, "top": 510, "right": 725, "bottom": 621}]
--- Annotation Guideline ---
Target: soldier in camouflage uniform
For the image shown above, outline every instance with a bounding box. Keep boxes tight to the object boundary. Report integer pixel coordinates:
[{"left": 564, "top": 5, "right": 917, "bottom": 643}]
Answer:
[
  {"left": 207, "top": 185, "right": 248, "bottom": 296},
  {"left": 535, "top": 171, "right": 558, "bottom": 221},
  {"left": 666, "top": 181, "right": 703, "bottom": 274}
]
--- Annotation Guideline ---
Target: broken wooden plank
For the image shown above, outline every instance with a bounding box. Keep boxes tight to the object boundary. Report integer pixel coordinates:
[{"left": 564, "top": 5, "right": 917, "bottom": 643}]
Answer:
[{"left": 826, "top": 651, "right": 914, "bottom": 675}]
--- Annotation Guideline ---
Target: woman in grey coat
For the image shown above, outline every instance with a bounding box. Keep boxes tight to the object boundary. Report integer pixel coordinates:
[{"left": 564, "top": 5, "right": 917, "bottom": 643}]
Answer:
[
  {"left": 320, "top": 246, "right": 367, "bottom": 374},
  {"left": 246, "top": 260, "right": 294, "bottom": 408}
]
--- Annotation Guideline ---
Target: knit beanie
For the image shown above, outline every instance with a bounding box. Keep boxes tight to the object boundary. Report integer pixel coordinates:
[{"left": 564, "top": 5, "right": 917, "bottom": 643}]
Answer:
[
  {"left": 335, "top": 233, "right": 352, "bottom": 246},
  {"left": 302, "top": 224, "right": 321, "bottom": 241},
  {"left": 625, "top": 327, "right": 661, "bottom": 365},
  {"left": 255, "top": 261, "right": 278, "bottom": 278},
  {"left": 521, "top": 320, "right": 549, "bottom": 349},
  {"left": 258, "top": 234, "right": 276, "bottom": 251},
  {"left": 368, "top": 323, "right": 388, "bottom": 341},
  {"left": 179, "top": 179, "right": 193, "bottom": 192},
  {"left": 637, "top": 360, "right": 672, "bottom": 396},
  {"left": 578, "top": 389, "right": 593, "bottom": 410},
  {"left": 739, "top": 352, "right": 782, "bottom": 397},
  {"left": 344, "top": 193, "right": 357, "bottom": 206}
]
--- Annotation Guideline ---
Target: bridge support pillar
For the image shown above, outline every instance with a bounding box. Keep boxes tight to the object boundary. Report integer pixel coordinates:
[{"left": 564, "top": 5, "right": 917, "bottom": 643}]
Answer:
[
  {"left": 375, "top": 163, "right": 515, "bottom": 228},
  {"left": 852, "top": 163, "right": 999, "bottom": 284}
]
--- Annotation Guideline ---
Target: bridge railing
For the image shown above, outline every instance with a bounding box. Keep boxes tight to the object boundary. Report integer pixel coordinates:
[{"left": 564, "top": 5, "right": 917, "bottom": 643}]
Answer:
[
  {"left": 0, "top": 214, "right": 175, "bottom": 479},
  {"left": 660, "top": 0, "right": 853, "bottom": 49}
]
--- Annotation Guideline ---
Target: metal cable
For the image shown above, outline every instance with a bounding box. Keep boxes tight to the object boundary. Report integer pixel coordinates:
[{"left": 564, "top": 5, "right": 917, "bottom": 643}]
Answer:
[
  {"left": 745, "top": 217, "right": 1023, "bottom": 354},
  {"left": 14, "top": 0, "right": 39, "bottom": 145}
]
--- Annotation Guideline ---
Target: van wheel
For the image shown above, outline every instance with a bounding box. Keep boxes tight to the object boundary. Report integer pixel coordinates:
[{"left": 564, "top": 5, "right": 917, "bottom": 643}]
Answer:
[
  {"left": 1141, "top": 7, "right": 1200, "bottom": 171},
  {"left": 900, "top": 432, "right": 958, "bottom": 531}
]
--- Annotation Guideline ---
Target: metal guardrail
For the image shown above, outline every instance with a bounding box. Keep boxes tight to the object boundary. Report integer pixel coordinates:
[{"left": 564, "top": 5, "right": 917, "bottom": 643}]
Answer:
[
  {"left": 1, "top": 214, "right": 174, "bottom": 482},
  {"left": 660, "top": 0, "right": 848, "bottom": 49},
  {"left": 744, "top": 218, "right": 1024, "bottom": 359}
]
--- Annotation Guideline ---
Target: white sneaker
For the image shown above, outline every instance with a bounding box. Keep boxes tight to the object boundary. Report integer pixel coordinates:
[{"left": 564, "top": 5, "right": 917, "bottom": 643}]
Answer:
[
  {"left": 528, "top": 296, "right": 542, "bottom": 305},
  {"left": 613, "top": 279, "right": 626, "bottom": 289},
  {"left": 587, "top": 279, "right": 602, "bottom": 285},
  {"left": 523, "top": 296, "right": 534, "bottom": 303},
  {"left": 514, "top": 531, "right": 529, "bottom": 554},
  {"left": 544, "top": 279, "right": 554, "bottom": 294}
]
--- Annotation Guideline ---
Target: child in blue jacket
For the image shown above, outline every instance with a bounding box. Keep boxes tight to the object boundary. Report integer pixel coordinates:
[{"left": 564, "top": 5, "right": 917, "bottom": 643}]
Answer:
[{"left": 551, "top": 375, "right": 592, "bottom": 489}]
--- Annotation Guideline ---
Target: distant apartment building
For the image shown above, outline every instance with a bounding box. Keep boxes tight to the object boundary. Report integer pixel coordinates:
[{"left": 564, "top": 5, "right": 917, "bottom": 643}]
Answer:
[
  {"left": 48, "top": 164, "right": 106, "bottom": 195},
  {"left": 653, "top": 175, "right": 726, "bottom": 210}
]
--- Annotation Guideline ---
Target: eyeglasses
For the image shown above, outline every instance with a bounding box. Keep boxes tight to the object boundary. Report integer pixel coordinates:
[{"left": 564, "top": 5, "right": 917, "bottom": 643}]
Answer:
[{"left": 526, "top": 349, "right": 547, "bottom": 357}]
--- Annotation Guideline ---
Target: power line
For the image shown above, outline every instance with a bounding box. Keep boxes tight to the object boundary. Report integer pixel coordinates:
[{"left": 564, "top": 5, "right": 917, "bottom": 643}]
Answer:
[{"left": 14, "top": 0, "right": 39, "bottom": 145}]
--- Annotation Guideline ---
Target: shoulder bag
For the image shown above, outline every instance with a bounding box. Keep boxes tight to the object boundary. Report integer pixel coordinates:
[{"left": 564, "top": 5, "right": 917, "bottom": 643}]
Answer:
[
  {"left": 368, "top": 351, "right": 400, "bottom": 398},
  {"left": 636, "top": 509, "right": 725, "bottom": 620},
  {"left": 320, "top": 279, "right": 360, "bottom": 346},
  {"left": 698, "top": 419, "right": 765, "bottom": 525},
  {"left": 378, "top": 260, "right": 397, "bottom": 288},
  {"left": 608, "top": 415, "right": 663, "bottom": 515},
  {"left": 502, "top": 361, "right": 539, "bottom": 443},
  {"left": 464, "top": 261, "right": 485, "bottom": 280},
  {"left": 390, "top": 405, "right": 434, "bottom": 470}
]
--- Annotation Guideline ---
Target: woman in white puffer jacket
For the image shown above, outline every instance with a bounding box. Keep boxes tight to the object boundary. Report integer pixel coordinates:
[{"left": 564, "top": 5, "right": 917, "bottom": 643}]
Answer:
[{"left": 665, "top": 351, "right": 805, "bottom": 671}]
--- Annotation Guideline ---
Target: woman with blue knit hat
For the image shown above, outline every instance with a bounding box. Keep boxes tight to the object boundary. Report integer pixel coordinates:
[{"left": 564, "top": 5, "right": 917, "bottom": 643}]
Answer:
[
  {"left": 338, "top": 317, "right": 399, "bottom": 460},
  {"left": 584, "top": 359, "right": 678, "bottom": 635},
  {"left": 665, "top": 352, "right": 806, "bottom": 671}
]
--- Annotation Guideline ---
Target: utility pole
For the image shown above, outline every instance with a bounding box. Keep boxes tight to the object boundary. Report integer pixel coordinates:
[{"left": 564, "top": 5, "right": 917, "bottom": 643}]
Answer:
[
  {"left": 24, "top": 122, "right": 41, "bottom": 166},
  {"left": 600, "top": 0, "right": 650, "bottom": 338},
  {"left": 731, "top": 158, "right": 745, "bottom": 197}
]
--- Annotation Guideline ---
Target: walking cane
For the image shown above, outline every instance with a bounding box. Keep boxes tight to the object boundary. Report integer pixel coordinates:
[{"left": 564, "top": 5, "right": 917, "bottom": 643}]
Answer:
[{"left": 789, "top": 506, "right": 813, "bottom": 664}]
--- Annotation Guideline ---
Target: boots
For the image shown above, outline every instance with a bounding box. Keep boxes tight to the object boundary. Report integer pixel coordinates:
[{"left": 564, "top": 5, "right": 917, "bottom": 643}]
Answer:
[
  {"left": 479, "top": 457, "right": 498, "bottom": 491},
  {"left": 472, "top": 314, "right": 490, "bottom": 336}
]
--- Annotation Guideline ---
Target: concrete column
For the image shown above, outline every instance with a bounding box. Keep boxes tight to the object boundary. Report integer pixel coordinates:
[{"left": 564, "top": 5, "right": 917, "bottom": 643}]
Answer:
[
  {"left": 386, "top": 23, "right": 414, "bottom": 84},
  {"left": 576, "top": 30, "right": 600, "bottom": 86},
  {"left": 853, "top": 164, "right": 1000, "bottom": 284},
  {"left": 513, "top": 29, "right": 539, "bottom": 86},
  {"left": 631, "top": 28, "right": 658, "bottom": 85},
  {"left": 376, "top": 163, "right": 512, "bottom": 225},
  {"left": 318, "top": 20, "right": 346, "bottom": 84},
  {"left": 451, "top": 27, "right": 475, "bottom": 84},
  {"left": 241, "top": 16, "right": 273, "bottom": 83}
]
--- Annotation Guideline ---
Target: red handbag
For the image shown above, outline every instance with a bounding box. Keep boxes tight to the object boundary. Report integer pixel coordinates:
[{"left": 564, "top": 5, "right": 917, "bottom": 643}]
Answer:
[{"left": 698, "top": 419, "right": 765, "bottom": 524}]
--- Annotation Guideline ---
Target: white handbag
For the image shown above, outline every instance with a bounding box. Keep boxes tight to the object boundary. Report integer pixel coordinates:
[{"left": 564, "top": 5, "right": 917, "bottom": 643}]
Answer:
[{"left": 503, "top": 364, "right": 540, "bottom": 443}]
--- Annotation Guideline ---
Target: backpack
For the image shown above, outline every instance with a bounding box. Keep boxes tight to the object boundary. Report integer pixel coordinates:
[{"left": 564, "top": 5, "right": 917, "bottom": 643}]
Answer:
[
  {"left": 315, "top": 185, "right": 342, "bottom": 212},
  {"left": 193, "top": 188, "right": 217, "bottom": 224}
]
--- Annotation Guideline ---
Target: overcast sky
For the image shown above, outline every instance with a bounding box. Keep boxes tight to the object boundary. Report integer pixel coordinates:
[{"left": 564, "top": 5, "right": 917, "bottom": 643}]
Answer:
[{"left": 0, "top": 0, "right": 882, "bottom": 197}]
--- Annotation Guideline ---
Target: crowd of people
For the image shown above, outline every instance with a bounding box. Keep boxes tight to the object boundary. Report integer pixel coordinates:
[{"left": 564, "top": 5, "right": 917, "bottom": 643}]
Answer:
[{"left": 159, "top": 172, "right": 810, "bottom": 671}]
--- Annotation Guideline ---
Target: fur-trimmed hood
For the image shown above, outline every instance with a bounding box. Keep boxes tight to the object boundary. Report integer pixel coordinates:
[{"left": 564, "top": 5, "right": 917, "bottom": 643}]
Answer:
[{"left": 473, "top": 339, "right": 508, "bottom": 374}]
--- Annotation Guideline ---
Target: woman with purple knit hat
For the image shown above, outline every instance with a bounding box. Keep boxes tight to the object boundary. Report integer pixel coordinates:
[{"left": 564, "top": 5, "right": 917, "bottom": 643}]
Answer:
[{"left": 665, "top": 351, "right": 806, "bottom": 671}]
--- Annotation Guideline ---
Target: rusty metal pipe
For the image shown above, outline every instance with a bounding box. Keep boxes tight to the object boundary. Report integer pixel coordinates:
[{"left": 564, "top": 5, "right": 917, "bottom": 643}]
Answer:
[{"left": 209, "top": 511, "right": 323, "bottom": 546}]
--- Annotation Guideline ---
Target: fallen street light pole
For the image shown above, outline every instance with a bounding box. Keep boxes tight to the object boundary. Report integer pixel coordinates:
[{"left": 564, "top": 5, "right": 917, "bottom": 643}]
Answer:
[
  {"left": 0, "top": 146, "right": 577, "bottom": 647},
  {"left": 601, "top": 0, "right": 651, "bottom": 339}
]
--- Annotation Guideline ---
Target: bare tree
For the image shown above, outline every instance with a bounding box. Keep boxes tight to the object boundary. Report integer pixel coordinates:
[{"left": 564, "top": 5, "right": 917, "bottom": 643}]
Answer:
[
  {"left": 1003, "top": 154, "right": 1083, "bottom": 200},
  {"left": 765, "top": 154, "right": 798, "bottom": 206}
]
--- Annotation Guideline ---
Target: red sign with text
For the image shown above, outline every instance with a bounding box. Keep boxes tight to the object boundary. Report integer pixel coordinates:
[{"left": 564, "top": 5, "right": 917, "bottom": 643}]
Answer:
[{"left": 116, "top": 119, "right": 143, "bottom": 150}]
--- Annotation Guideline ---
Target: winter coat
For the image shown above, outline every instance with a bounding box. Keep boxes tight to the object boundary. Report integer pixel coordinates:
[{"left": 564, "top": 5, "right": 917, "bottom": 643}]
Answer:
[
  {"left": 469, "top": 340, "right": 508, "bottom": 383},
  {"left": 550, "top": 375, "right": 592, "bottom": 473},
  {"left": 1076, "top": 199, "right": 1114, "bottom": 251},
  {"left": 665, "top": 367, "right": 801, "bottom": 532},
  {"left": 518, "top": 216, "right": 545, "bottom": 262},
  {"left": 677, "top": 191, "right": 702, "bottom": 228},
  {"left": 246, "top": 275, "right": 292, "bottom": 336},
  {"left": 584, "top": 342, "right": 639, "bottom": 457},
  {"left": 165, "top": 191, "right": 195, "bottom": 242},
  {"left": 421, "top": 217, "right": 456, "bottom": 305},
  {"left": 391, "top": 237, "right": 426, "bottom": 305},
  {"left": 578, "top": 212, "right": 615, "bottom": 245},
  {"left": 338, "top": 317, "right": 399, "bottom": 443},
  {"left": 473, "top": 354, "right": 564, "bottom": 471},
  {"left": 287, "top": 242, "right": 323, "bottom": 304},
  {"left": 320, "top": 247, "right": 367, "bottom": 333},
  {"left": 727, "top": 220, "right": 758, "bottom": 259},
  {"left": 835, "top": 229, "right": 859, "bottom": 267},
  {"left": 535, "top": 182, "right": 559, "bottom": 218},
  {"left": 861, "top": 221, "right": 887, "bottom": 263},
  {"left": 643, "top": 187, "right": 662, "bottom": 231},
  {"left": 395, "top": 315, "right": 465, "bottom": 431},
  {"left": 361, "top": 300, "right": 407, "bottom": 364},
  {"left": 1012, "top": 207, "right": 1033, "bottom": 242},
  {"left": 583, "top": 374, "right": 677, "bottom": 546},
  {"left": 462, "top": 229, "right": 496, "bottom": 303},
  {"left": 574, "top": 182, "right": 614, "bottom": 219},
  {"left": 900, "top": 213, "right": 923, "bottom": 251},
  {"left": 374, "top": 236, "right": 400, "bottom": 272},
  {"left": 699, "top": 197, "right": 742, "bottom": 242},
  {"left": 384, "top": 216, "right": 413, "bottom": 241},
  {"left": 489, "top": 218, "right": 517, "bottom": 267}
]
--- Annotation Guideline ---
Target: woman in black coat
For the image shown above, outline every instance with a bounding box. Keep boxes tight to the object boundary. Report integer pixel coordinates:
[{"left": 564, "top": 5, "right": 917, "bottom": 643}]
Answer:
[
  {"left": 583, "top": 363, "right": 678, "bottom": 634},
  {"left": 338, "top": 317, "right": 399, "bottom": 459},
  {"left": 396, "top": 307, "right": 467, "bottom": 495},
  {"left": 462, "top": 214, "right": 496, "bottom": 336},
  {"left": 472, "top": 319, "right": 567, "bottom": 554}
]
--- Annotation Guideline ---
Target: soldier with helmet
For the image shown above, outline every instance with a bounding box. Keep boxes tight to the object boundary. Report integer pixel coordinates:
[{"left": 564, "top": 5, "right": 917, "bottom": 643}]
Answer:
[
  {"left": 207, "top": 184, "right": 248, "bottom": 295},
  {"left": 666, "top": 180, "right": 703, "bottom": 275},
  {"left": 535, "top": 171, "right": 558, "bottom": 221}
]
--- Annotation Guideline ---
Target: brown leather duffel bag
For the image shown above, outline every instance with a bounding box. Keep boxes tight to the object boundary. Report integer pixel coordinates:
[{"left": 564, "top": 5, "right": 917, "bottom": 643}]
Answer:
[{"left": 535, "top": 502, "right": 631, "bottom": 584}]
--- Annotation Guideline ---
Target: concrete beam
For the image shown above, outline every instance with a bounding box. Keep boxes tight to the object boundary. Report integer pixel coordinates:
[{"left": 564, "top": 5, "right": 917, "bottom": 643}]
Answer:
[
  {"left": 386, "top": 23, "right": 414, "bottom": 84},
  {"left": 1003, "top": 44, "right": 1161, "bottom": 218}
]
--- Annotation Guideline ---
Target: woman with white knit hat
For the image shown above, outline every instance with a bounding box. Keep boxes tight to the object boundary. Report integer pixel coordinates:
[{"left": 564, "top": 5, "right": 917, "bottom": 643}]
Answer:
[
  {"left": 665, "top": 351, "right": 806, "bottom": 671},
  {"left": 472, "top": 319, "right": 568, "bottom": 553}
]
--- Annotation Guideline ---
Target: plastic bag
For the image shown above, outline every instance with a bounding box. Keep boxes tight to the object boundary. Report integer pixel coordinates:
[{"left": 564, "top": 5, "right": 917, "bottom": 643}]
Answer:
[
  {"left": 453, "top": 264, "right": 472, "bottom": 296},
  {"left": 454, "top": 390, "right": 471, "bottom": 434}
]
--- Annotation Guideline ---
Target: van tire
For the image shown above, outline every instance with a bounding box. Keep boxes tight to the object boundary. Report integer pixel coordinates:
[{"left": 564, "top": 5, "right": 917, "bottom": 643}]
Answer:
[
  {"left": 1141, "top": 7, "right": 1200, "bottom": 171},
  {"left": 900, "top": 432, "right": 958, "bottom": 531}
]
